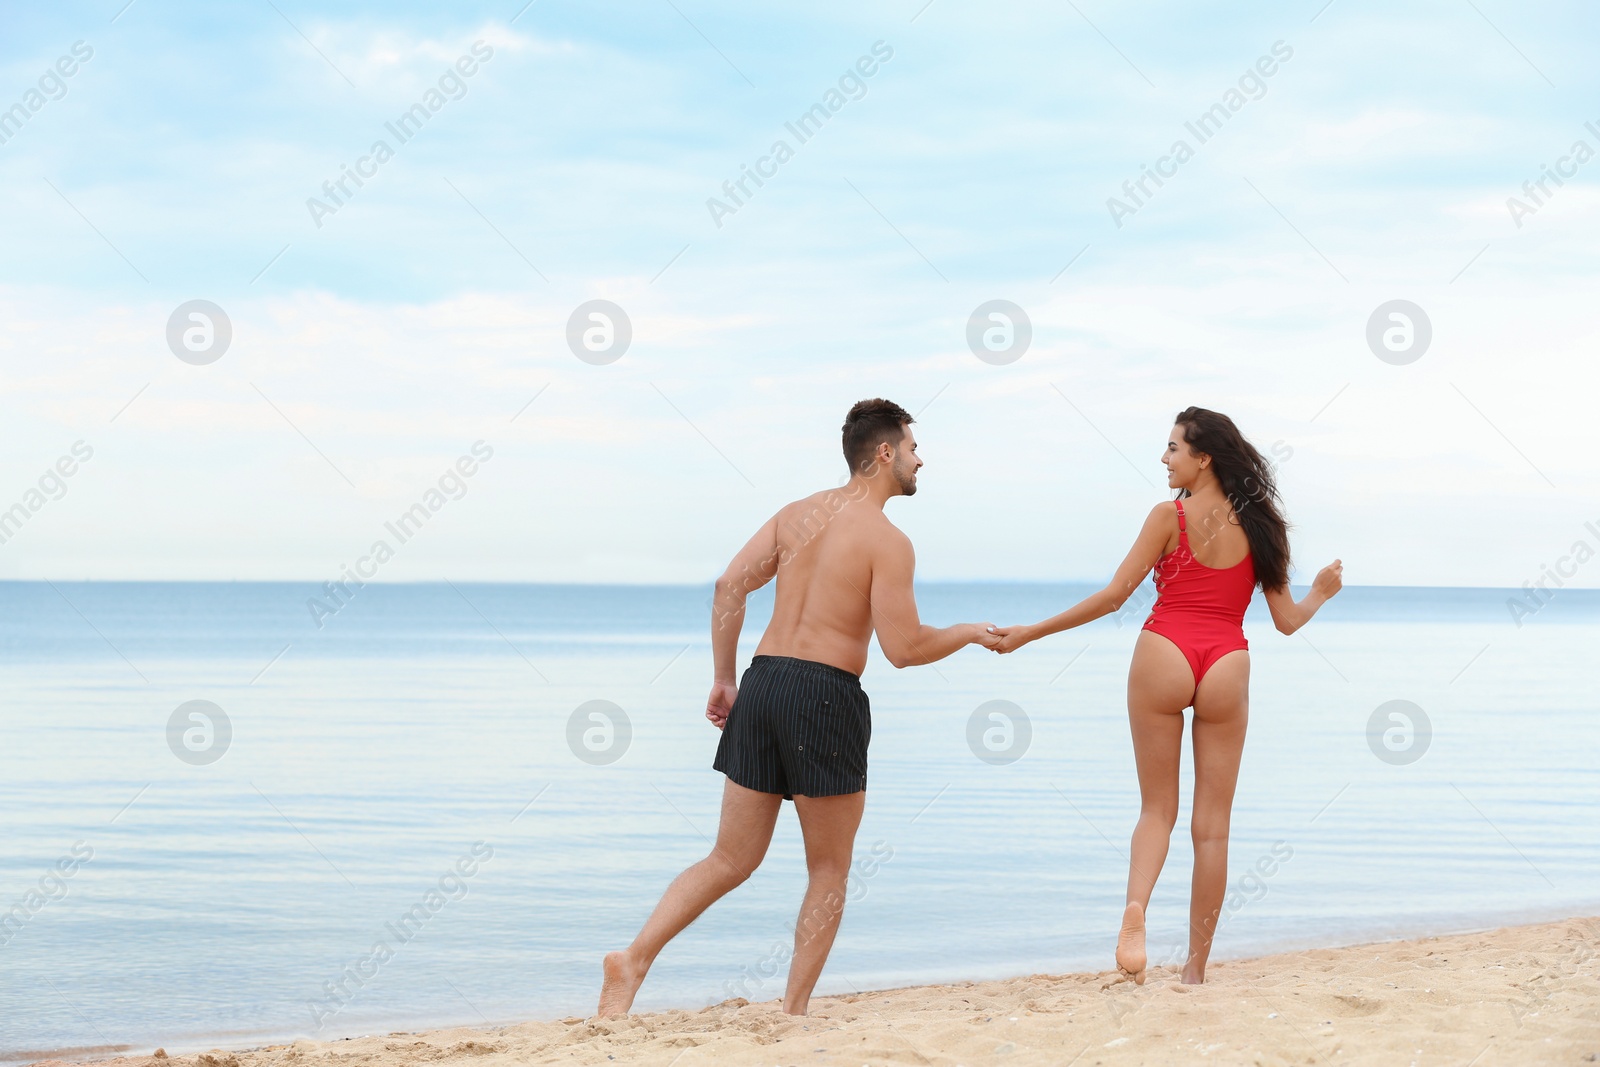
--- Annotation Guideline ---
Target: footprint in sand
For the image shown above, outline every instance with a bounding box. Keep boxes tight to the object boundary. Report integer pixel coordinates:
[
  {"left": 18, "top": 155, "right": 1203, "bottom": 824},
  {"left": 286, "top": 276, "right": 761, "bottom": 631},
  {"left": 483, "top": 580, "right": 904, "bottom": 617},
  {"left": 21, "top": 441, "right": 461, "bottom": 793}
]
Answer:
[{"left": 1326, "top": 993, "right": 1383, "bottom": 1017}]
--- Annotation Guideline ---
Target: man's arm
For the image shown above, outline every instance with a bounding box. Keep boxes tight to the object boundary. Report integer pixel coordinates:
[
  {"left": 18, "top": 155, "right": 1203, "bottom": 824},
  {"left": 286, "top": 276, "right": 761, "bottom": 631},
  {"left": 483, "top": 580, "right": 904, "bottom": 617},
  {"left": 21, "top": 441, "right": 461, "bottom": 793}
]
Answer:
[
  {"left": 869, "top": 527, "right": 995, "bottom": 668},
  {"left": 705, "top": 513, "right": 782, "bottom": 727}
]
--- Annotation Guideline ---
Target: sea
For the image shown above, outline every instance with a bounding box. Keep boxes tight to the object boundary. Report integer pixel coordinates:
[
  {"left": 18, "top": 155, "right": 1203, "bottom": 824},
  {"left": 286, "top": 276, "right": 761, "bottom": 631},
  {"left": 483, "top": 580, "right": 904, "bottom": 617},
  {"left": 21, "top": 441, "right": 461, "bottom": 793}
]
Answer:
[{"left": 2, "top": 581, "right": 1596, "bottom": 1060}]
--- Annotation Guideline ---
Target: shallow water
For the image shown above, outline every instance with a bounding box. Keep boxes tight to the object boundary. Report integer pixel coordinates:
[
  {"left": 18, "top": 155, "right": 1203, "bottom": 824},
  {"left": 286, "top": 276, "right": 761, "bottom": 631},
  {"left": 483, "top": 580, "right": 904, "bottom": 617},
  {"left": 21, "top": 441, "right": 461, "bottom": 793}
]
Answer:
[{"left": 2, "top": 581, "right": 1596, "bottom": 1059}]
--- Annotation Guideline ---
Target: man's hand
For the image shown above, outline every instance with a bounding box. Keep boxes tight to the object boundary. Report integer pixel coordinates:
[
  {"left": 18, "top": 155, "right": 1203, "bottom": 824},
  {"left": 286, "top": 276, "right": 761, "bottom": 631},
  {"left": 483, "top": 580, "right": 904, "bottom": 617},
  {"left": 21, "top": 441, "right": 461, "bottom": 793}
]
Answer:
[
  {"left": 706, "top": 681, "right": 738, "bottom": 730},
  {"left": 971, "top": 622, "right": 1004, "bottom": 651},
  {"left": 986, "top": 624, "right": 1033, "bottom": 654},
  {"left": 1312, "top": 559, "right": 1343, "bottom": 601}
]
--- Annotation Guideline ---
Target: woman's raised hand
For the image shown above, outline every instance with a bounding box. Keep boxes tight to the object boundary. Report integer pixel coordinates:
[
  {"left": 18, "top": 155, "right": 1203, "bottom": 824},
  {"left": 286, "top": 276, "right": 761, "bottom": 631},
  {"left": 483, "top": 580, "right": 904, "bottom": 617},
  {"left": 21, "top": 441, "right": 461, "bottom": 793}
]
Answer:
[{"left": 1312, "top": 559, "right": 1343, "bottom": 600}]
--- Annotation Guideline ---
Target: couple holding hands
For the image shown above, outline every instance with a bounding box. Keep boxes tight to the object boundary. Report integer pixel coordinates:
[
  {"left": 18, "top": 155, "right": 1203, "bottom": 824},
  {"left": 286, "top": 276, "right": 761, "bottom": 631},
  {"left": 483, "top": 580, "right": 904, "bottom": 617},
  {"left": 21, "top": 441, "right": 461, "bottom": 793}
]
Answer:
[{"left": 598, "top": 398, "right": 1343, "bottom": 1017}]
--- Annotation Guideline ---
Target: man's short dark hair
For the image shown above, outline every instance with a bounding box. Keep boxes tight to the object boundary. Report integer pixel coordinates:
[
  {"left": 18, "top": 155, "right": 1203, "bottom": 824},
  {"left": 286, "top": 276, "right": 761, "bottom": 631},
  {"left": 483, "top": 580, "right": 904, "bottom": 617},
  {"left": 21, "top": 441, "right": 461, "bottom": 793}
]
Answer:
[{"left": 842, "top": 398, "right": 914, "bottom": 474}]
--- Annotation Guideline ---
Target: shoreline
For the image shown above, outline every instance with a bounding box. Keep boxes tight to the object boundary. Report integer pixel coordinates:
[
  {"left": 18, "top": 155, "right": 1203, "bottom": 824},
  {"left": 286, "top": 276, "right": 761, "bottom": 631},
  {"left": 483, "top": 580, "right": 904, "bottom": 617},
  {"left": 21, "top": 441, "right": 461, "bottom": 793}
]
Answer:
[{"left": 23, "top": 916, "right": 1599, "bottom": 1067}]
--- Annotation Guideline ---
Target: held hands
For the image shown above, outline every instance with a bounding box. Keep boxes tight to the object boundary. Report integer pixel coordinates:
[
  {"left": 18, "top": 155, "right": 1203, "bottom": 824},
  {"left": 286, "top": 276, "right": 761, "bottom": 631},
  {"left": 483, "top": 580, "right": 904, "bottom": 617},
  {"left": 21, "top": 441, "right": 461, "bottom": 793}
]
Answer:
[
  {"left": 706, "top": 681, "right": 737, "bottom": 730},
  {"left": 1312, "top": 559, "right": 1344, "bottom": 601},
  {"left": 971, "top": 622, "right": 1004, "bottom": 652},
  {"left": 984, "top": 624, "right": 1033, "bottom": 654}
]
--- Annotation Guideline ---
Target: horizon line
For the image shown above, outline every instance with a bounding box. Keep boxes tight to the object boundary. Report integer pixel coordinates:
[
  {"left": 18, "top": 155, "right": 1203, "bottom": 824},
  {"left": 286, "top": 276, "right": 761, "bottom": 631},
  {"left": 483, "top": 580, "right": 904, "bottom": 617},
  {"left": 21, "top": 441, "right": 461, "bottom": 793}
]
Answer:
[{"left": 0, "top": 578, "right": 1587, "bottom": 593}]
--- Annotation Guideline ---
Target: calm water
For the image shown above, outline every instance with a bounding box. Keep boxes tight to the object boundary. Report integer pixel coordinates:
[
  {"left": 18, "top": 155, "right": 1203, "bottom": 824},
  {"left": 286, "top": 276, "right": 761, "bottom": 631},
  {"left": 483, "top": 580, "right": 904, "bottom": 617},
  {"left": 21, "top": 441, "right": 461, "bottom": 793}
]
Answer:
[{"left": 2, "top": 581, "right": 1597, "bottom": 1060}]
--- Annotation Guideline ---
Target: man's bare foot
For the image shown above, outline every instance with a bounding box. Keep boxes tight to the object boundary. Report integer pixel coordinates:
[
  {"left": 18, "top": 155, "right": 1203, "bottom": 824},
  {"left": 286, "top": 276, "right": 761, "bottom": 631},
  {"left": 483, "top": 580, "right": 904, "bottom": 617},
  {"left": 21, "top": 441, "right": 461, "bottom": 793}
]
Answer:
[
  {"left": 1115, "top": 902, "right": 1147, "bottom": 985},
  {"left": 597, "top": 951, "right": 645, "bottom": 1017}
]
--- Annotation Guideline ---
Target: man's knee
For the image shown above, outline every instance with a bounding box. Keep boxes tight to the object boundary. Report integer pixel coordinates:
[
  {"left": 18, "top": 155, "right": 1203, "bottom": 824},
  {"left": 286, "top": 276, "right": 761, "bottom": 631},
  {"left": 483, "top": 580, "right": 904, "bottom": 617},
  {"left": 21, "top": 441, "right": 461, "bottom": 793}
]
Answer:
[
  {"left": 707, "top": 845, "right": 762, "bottom": 886},
  {"left": 804, "top": 853, "right": 852, "bottom": 888}
]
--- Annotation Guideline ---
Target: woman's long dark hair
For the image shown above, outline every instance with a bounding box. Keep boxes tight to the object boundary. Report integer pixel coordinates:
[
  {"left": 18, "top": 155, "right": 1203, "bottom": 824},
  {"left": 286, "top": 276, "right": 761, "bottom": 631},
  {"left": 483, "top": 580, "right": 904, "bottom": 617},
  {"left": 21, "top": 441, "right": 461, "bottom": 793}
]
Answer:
[{"left": 1173, "top": 406, "right": 1291, "bottom": 591}]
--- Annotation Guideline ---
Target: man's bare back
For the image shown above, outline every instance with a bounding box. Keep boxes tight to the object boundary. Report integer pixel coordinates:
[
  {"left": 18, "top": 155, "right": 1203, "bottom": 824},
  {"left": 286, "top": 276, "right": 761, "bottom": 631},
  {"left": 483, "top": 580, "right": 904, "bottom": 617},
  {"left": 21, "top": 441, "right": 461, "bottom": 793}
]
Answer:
[{"left": 750, "top": 485, "right": 892, "bottom": 676}]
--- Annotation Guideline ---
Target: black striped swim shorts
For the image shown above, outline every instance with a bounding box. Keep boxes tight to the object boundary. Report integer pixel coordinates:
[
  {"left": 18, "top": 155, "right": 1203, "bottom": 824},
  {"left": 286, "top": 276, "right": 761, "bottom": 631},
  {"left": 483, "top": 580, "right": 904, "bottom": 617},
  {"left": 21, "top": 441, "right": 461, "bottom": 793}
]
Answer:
[{"left": 713, "top": 654, "right": 871, "bottom": 799}]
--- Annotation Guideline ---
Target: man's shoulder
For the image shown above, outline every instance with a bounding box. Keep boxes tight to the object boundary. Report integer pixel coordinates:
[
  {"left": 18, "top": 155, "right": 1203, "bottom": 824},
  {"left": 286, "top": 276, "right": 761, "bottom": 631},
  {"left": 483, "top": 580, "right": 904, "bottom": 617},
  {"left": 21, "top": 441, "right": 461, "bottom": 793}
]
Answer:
[
  {"left": 780, "top": 484, "right": 877, "bottom": 518},
  {"left": 869, "top": 513, "right": 912, "bottom": 553},
  {"left": 774, "top": 490, "right": 905, "bottom": 543}
]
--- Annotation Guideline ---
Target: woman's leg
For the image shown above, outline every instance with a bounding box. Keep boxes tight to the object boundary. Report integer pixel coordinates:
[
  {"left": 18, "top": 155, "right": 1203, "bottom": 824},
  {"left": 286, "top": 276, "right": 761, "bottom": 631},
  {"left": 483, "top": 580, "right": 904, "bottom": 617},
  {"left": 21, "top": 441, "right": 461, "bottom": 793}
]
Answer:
[
  {"left": 1184, "top": 649, "right": 1250, "bottom": 984},
  {"left": 1118, "top": 631, "right": 1195, "bottom": 979}
]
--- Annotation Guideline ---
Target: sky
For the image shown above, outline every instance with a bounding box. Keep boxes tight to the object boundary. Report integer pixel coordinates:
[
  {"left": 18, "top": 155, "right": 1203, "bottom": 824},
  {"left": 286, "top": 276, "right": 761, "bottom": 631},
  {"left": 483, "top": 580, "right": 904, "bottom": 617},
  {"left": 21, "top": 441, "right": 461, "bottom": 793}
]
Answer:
[{"left": 0, "top": 0, "right": 1596, "bottom": 586}]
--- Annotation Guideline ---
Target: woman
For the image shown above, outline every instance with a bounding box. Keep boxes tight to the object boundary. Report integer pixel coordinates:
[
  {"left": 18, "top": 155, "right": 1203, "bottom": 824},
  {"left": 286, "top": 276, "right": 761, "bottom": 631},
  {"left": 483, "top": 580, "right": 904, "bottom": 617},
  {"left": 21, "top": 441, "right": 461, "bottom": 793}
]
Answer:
[{"left": 990, "top": 407, "right": 1342, "bottom": 984}]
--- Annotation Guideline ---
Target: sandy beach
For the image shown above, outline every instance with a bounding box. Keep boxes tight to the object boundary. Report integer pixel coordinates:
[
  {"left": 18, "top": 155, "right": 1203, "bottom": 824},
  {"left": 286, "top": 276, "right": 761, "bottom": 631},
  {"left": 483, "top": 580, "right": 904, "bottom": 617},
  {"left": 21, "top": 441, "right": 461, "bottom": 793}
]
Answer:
[{"left": 31, "top": 917, "right": 1598, "bottom": 1067}]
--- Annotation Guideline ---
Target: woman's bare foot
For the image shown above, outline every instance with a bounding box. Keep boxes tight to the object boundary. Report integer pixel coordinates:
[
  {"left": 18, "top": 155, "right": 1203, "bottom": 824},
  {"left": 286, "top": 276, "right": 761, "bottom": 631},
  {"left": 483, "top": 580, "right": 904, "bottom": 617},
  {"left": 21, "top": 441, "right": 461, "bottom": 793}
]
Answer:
[
  {"left": 1115, "top": 902, "right": 1147, "bottom": 985},
  {"left": 1181, "top": 960, "right": 1206, "bottom": 984},
  {"left": 597, "top": 951, "right": 646, "bottom": 1017}
]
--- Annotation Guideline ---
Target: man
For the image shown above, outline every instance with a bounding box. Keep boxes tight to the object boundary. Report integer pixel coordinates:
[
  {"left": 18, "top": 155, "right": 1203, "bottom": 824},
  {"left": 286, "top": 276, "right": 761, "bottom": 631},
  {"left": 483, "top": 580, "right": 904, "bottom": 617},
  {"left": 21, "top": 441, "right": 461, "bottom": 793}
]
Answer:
[{"left": 597, "top": 398, "right": 999, "bottom": 1017}]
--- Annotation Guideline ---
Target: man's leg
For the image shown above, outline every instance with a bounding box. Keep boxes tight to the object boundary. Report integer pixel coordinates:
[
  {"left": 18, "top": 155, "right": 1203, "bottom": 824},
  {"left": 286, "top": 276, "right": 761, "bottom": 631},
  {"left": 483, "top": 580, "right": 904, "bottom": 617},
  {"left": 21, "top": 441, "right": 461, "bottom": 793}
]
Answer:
[
  {"left": 598, "top": 779, "right": 782, "bottom": 1016},
  {"left": 781, "top": 790, "right": 866, "bottom": 1015}
]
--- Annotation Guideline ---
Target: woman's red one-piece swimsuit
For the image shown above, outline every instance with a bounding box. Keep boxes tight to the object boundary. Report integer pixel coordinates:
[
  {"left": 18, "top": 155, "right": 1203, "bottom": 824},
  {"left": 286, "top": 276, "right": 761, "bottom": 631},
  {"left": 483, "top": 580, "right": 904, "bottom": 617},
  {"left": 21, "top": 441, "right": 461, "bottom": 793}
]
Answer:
[{"left": 1141, "top": 496, "right": 1256, "bottom": 703}]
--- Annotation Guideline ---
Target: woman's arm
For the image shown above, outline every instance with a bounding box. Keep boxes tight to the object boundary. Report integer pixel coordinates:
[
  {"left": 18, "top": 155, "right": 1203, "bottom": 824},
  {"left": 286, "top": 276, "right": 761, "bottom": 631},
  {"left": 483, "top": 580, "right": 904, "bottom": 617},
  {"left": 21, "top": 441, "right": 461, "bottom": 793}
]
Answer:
[
  {"left": 991, "top": 503, "right": 1175, "bottom": 652},
  {"left": 1262, "top": 559, "right": 1343, "bottom": 634}
]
